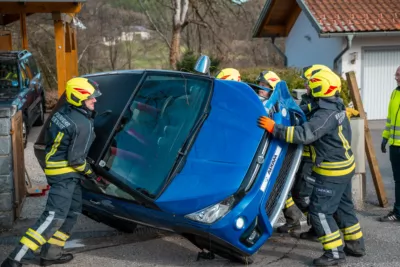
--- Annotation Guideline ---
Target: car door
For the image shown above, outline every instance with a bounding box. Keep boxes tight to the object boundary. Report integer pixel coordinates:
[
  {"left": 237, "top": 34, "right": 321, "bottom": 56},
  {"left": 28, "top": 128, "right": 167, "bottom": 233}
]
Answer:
[{"left": 19, "top": 56, "right": 37, "bottom": 127}]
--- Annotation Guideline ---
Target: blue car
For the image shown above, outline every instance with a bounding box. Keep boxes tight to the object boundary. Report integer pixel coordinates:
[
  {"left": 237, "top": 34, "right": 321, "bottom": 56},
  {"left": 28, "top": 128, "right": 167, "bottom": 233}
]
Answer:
[{"left": 34, "top": 67, "right": 306, "bottom": 264}]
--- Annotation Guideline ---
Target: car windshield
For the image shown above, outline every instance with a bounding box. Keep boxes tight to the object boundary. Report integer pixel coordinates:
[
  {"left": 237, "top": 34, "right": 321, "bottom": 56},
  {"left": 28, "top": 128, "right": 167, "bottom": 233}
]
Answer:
[
  {"left": 100, "top": 73, "right": 212, "bottom": 198},
  {"left": 0, "top": 59, "right": 19, "bottom": 90}
]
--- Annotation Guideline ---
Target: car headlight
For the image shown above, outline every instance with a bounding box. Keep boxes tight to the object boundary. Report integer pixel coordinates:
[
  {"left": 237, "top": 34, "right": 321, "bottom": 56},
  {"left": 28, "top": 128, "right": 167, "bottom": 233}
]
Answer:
[{"left": 185, "top": 195, "right": 236, "bottom": 224}]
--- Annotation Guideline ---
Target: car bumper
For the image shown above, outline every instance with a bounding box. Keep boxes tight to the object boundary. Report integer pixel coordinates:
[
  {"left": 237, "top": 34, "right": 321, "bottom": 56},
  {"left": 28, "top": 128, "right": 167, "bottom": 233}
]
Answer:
[{"left": 182, "top": 142, "right": 303, "bottom": 256}]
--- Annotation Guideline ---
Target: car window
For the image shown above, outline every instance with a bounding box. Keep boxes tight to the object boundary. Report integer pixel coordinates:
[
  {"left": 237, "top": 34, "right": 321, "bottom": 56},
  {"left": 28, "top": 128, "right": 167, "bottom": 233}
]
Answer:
[
  {"left": 20, "top": 58, "right": 33, "bottom": 80},
  {"left": 82, "top": 178, "right": 136, "bottom": 201},
  {"left": 100, "top": 73, "right": 212, "bottom": 198},
  {"left": 0, "top": 59, "right": 19, "bottom": 89}
]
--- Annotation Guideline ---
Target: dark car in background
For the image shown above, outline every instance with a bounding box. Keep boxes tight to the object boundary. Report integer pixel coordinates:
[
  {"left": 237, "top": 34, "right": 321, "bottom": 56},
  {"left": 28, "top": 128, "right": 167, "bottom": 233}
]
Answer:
[{"left": 0, "top": 50, "right": 45, "bottom": 147}]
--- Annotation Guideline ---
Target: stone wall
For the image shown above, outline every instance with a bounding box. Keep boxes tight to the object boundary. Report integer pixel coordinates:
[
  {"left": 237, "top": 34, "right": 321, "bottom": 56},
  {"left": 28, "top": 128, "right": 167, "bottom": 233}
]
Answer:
[{"left": 0, "top": 107, "right": 14, "bottom": 230}]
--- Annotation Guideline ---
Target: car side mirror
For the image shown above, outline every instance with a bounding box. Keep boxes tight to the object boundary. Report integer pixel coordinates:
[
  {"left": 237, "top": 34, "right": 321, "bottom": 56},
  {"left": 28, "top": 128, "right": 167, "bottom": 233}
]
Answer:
[{"left": 194, "top": 55, "right": 211, "bottom": 76}]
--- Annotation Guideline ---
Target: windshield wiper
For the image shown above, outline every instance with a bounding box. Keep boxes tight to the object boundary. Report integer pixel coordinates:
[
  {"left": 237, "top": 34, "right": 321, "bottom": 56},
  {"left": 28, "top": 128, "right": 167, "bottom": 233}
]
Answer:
[{"left": 135, "top": 187, "right": 156, "bottom": 198}]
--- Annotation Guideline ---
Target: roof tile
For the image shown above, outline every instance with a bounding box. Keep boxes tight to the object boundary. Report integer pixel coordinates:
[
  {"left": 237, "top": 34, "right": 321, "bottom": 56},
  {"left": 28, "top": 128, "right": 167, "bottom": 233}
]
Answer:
[{"left": 304, "top": 0, "right": 400, "bottom": 33}]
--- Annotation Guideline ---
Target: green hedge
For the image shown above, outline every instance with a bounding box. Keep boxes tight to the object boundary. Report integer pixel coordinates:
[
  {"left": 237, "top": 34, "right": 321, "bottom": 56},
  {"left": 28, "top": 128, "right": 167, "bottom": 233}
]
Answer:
[{"left": 238, "top": 67, "right": 350, "bottom": 106}]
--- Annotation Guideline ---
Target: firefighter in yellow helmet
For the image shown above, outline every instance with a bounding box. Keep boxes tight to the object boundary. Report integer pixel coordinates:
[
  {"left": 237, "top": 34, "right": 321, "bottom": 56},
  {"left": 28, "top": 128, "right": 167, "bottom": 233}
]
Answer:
[
  {"left": 256, "top": 70, "right": 281, "bottom": 102},
  {"left": 215, "top": 68, "right": 241, "bottom": 82},
  {"left": 2, "top": 77, "right": 102, "bottom": 267},
  {"left": 278, "top": 64, "right": 332, "bottom": 235},
  {"left": 258, "top": 69, "right": 365, "bottom": 266}
]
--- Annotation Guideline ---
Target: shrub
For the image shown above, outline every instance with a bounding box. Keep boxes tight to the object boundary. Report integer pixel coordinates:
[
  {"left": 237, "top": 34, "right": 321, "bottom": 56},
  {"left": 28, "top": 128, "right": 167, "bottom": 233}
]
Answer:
[{"left": 238, "top": 67, "right": 350, "bottom": 106}]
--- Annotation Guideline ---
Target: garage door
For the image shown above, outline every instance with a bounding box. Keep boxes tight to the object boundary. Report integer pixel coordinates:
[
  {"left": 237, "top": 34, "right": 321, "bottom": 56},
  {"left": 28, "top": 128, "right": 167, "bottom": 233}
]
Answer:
[{"left": 362, "top": 48, "right": 400, "bottom": 120}]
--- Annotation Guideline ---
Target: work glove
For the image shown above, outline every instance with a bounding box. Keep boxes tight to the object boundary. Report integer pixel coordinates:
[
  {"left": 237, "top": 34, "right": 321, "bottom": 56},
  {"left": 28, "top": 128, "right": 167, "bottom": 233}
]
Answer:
[
  {"left": 86, "top": 171, "right": 98, "bottom": 180},
  {"left": 381, "top": 138, "right": 388, "bottom": 153},
  {"left": 258, "top": 116, "right": 275, "bottom": 133}
]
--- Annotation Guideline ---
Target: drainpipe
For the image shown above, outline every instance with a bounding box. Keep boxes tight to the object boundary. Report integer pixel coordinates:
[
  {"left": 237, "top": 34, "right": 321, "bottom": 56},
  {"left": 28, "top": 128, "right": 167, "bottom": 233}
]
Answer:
[
  {"left": 333, "top": 34, "right": 354, "bottom": 72},
  {"left": 271, "top": 37, "right": 288, "bottom": 67}
]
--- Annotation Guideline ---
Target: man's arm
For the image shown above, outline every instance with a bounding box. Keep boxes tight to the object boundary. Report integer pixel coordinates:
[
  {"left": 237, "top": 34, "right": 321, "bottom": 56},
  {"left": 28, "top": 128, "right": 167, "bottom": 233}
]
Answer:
[
  {"left": 68, "top": 123, "right": 95, "bottom": 177},
  {"left": 382, "top": 90, "right": 394, "bottom": 140},
  {"left": 272, "top": 110, "right": 339, "bottom": 145}
]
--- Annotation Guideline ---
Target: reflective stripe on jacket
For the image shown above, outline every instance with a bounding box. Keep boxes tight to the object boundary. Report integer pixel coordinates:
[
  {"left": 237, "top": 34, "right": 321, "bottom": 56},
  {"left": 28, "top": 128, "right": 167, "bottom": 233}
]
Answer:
[
  {"left": 273, "top": 98, "right": 355, "bottom": 178},
  {"left": 44, "top": 103, "right": 95, "bottom": 179},
  {"left": 382, "top": 87, "right": 400, "bottom": 146}
]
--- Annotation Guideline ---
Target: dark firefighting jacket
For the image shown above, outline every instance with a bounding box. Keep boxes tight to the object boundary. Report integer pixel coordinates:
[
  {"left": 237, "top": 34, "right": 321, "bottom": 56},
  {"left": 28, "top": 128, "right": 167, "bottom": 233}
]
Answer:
[
  {"left": 298, "top": 93, "right": 318, "bottom": 162},
  {"left": 274, "top": 97, "right": 355, "bottom": 179},
  {"left": 383, "top": 86, "right": 400, "bottom": 146},
  {"left": 44, "top": 103, "right": 95, "bottom": 180}
]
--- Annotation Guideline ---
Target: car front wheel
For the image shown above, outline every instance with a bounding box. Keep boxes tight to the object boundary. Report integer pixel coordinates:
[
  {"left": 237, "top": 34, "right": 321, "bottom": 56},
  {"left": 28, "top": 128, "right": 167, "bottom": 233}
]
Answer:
[{"left": 22, "top": 120, "right": 27, "bottom": 149}]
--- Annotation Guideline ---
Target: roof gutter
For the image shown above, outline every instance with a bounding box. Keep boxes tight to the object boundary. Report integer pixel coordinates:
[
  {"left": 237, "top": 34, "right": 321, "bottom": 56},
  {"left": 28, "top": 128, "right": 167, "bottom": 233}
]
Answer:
[
  {"left": 333, "top": 35, "right": 353, "bottom": 72},
  {"left": 252, "top": 0, "right": 273, "bottom": 38},
  {"left": 320, "top": 31, "right": 400, "bottom": 38},
  {"left": 271, "top": 37, "right": 288, "bottom": 67}
]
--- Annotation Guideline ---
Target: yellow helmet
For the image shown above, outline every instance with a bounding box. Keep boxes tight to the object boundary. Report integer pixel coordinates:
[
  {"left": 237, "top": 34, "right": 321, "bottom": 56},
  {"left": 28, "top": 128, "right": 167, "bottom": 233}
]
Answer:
[
  {"left": 308, "top": 69, "right": 341, "bottom": 98},
  {"left": 256, "top": 71, "right": 281, "bottom": 90},
  {"left": 216, "top": 68, "right": 241, "bottom": 82},
  {"left": 65, "top": 77, "right": 102, "bottom": 107},
  {"left": 301, "top": 64, "right": 331, "bottom": 80}
]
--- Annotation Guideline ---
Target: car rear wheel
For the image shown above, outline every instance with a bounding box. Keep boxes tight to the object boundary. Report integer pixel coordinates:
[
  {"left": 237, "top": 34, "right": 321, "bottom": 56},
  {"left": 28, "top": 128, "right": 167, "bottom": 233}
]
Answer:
[{"left": 33, "top": 100, "right": 45, "bottom": 126}]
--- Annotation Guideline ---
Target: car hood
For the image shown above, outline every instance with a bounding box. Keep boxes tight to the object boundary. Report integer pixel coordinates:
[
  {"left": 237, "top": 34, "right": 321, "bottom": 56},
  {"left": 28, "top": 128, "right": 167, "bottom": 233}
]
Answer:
[{"left": 155, "top": 80, "right": 267, "bottom": 215}]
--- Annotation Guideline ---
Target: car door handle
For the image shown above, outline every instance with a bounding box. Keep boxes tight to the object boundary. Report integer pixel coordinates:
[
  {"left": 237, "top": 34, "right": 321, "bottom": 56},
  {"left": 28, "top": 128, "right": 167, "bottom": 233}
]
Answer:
[{"left": 90, "top": 199, "right": 101, "bottom": 205}]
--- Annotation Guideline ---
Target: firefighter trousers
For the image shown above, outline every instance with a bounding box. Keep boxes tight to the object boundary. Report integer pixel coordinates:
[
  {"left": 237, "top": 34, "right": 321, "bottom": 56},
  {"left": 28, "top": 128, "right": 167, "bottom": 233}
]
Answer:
[
  {"left": 309, "top": 172, "right": 365, "bottom": 259},
  {"left": 8, "top": 177, "right": 82, "bottom": 262},
  {"left": 390, "top": 145, "right": 400, "bottom": 217},
  {"left": 283, "top": 161, "right": 314, "bottom": 224}
]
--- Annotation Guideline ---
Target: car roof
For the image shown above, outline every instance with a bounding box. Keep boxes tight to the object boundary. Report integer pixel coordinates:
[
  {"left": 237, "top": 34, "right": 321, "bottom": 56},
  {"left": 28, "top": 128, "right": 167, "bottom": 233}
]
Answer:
[
  {"left": 82, "top": 69, "right": 214, "bottom": 79},
  {"left": 0, "top": 50, "right": 31, "bottom": 61}
]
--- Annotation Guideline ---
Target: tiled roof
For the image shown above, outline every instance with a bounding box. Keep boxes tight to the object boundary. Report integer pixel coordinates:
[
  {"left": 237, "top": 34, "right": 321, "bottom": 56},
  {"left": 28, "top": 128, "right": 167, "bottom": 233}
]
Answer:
[{"left": 303, "top": 0, "right": 400, "bottom": 33}]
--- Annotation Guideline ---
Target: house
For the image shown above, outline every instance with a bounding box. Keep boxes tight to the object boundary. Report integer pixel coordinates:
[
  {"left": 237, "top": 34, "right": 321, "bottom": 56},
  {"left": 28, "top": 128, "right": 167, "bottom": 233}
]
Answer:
[
  {"left": 252, "top": 0, "right": 400, "bottom": 120},
  {"left": 103, "top": 26, "right": 152, "bottom": 46}
]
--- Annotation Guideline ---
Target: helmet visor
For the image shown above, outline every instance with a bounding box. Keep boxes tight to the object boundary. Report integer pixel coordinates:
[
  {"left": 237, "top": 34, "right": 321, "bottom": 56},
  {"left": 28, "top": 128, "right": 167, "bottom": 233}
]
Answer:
[{"left": 88, "top": 89, "right": 102, "bottom": 99}]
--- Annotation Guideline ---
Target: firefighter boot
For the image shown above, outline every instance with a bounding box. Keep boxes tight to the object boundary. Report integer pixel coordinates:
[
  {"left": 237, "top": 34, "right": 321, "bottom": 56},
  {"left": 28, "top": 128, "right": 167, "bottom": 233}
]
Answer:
[
  {"left": 277, "top": 199, "right": 302, "bottom": 233},
  {"left": 313, "top": 254, "right": 346, "bottom": 266},
  {"left": 343, "top": 239, "right": 366, "bottom": 257},
  {"left": 0, "top": 258, "right": 22, "bottom": 267},
  {"left": 40, "top": 254, "right": 73, "bottom": 266},
  {"left": 299, "top": 226, "right": 318, "bottom": 241}
]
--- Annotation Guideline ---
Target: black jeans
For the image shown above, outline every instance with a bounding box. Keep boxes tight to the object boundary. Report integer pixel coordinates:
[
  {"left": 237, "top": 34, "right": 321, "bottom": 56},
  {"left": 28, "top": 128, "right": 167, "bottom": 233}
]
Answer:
[{"left": 390, "top": 145, "right": 400, "bottom": 217}]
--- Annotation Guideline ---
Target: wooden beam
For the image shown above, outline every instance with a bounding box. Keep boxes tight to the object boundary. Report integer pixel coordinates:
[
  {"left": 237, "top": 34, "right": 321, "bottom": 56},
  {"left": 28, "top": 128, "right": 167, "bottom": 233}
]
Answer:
[
  {"left": 65, "top": 23, "right": 72, "bottom": 81},
  {"left": 345, "top": 71, "right": 388, "bottom": 208},
  {"left": 20, "top": 13, "right": 28, "bottom": 50},
  {"left": 71, "top": 28, "right": 78, "bottom": 77},
  {"left": 0, "top": 2, "right": 82, "bottom": 14},
  {"left": 286, "top": 3, "right": 302, "bottom": 36},
  {"left": 54, "top": 13, "right": 66, "bottom": 98},
  {"left": 261, "top": 0, "right": 278, "bottom": 33},
  {"left": 262, "top": 25, "right": 286, "bottom": 36}
]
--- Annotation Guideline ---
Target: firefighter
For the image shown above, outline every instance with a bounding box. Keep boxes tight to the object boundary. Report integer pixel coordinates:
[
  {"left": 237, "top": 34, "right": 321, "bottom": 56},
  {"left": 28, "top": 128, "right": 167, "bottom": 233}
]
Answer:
[
  {"left": 215, "top": 68, "right": 241, "bottom": 81},
  {"left": 258, "top": 69, "right": 365, "bottom": 266},
  {"left": 380, "top": 65, "right": 400, "bottom": 222},
  {"left": 256, "top": 70, "right": 281, "bottom": 103},
  {"left": 1, "top": 77, "right": 102, "bottom": 267},
  {"left": 277, "top": 64, "right": 331, "bottom": 236}
]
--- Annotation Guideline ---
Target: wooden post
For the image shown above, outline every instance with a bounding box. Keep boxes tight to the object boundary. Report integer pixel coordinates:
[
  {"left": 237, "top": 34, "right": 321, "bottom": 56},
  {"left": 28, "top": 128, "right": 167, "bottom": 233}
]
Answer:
[
  {"left": 53, "top": 12, "right": 66, "bottom": 98},
  {"left": 65, "top": 23, "right": 72, "bottom": 81},
  {"left": 345, "top": 71, "right": 388, "bottom": 207},
  {"left": 71, "top": 27, "right": 78, "bottom": 77},
  {"left": 20, "top": 13, "right": 28, "bottom": 50}
]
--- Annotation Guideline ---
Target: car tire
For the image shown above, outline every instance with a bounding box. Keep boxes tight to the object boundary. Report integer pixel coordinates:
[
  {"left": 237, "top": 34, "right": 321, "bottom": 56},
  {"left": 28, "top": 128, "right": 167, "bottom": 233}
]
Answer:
[
  {"left": 22, "top": 118, "right": 28, "bottom": 149},
  {"left": 82, "top": 210, "right": 138, "bottom": 233},
  {"left": 33, "top": 100, "right": 45, "bottom": 126}
]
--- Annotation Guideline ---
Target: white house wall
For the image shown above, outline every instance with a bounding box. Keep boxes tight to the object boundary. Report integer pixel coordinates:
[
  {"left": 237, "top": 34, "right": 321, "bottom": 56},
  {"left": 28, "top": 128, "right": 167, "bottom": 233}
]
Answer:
[
  {"left": 340, "top": 36, "right": 400, "bottom": 86},
  {"left": 285, "top": 12, "right": 342, "bottom": 69}
]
